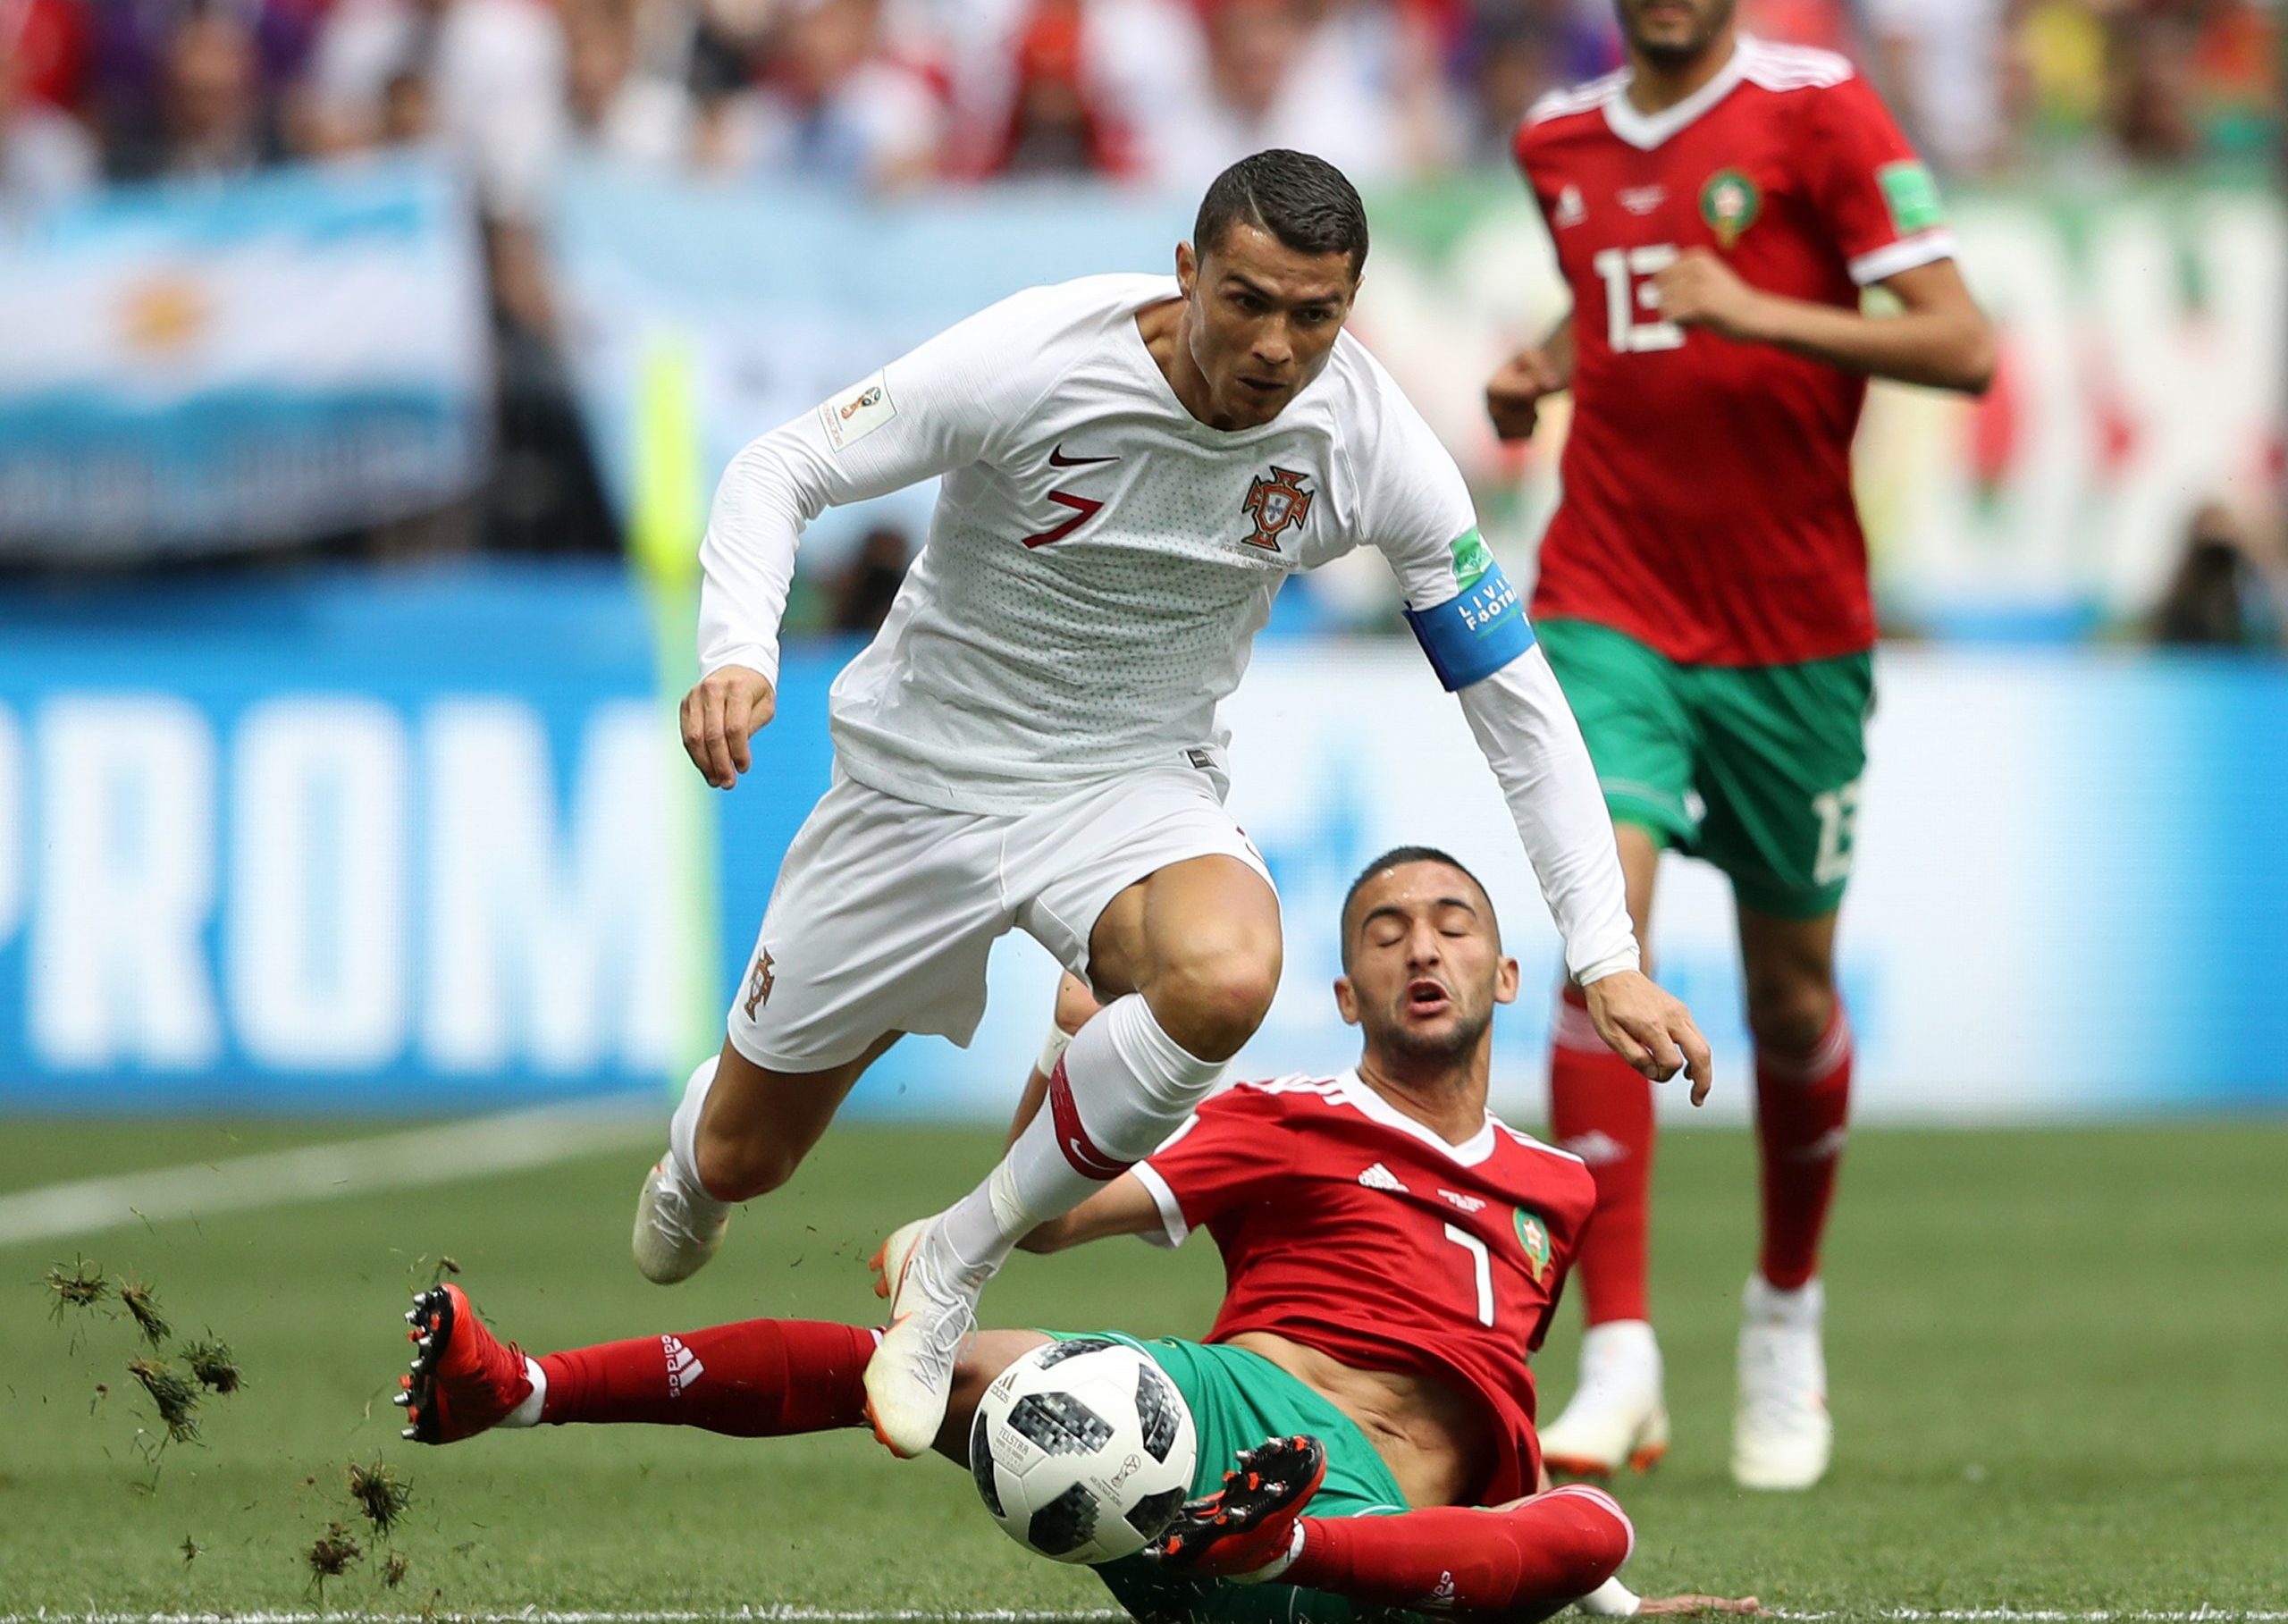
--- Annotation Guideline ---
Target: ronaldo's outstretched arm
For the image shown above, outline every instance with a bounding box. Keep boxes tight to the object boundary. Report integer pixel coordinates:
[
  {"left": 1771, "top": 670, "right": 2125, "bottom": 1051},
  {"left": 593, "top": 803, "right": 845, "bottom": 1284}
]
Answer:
[
  {"left": 682, "top": 290, "right": 1051, "bottom": 787},
  {"left": 1363, "top": 373, "right": 1711, "bottom": 1097}
]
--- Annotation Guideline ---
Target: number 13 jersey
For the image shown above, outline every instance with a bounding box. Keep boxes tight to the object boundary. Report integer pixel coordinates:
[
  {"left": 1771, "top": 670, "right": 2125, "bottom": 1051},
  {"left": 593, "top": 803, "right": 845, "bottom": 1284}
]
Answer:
[{"left": 1513, "top": 38, "right": 1957, "bottom": 668}]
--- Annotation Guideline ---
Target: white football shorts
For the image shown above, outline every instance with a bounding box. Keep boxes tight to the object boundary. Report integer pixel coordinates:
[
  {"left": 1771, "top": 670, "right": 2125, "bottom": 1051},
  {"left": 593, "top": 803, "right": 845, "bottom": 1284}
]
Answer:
[{"left": 725, "top": 762, "right": 1273, "bottom": 1072}]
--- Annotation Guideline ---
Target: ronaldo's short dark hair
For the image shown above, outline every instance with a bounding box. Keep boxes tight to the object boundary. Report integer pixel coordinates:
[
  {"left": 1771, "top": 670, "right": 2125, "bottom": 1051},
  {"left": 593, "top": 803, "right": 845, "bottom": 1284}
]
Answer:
[
  {"left": 1193, "top": 149, "right": 1370, "bottom": 279},
  {"left": 1339, "top": 845, "right": 1497, "bottom": 969}
]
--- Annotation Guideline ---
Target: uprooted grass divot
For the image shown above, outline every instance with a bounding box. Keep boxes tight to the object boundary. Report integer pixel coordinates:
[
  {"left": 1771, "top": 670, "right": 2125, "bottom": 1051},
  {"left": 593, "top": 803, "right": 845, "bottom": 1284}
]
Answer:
[
  {"left": 125, "top": 1358, "right": 201, "bottom": 1444},
  {"left": 346, "top": 1459, "right": 412, "bottom": 1537},
  {"left": 117, "top": 1276, "right": 172, "bottom": 1346},
  {"left": 304, "top": 1521, "right": 364, "bottom": 1595},
  {"left": 181, "top": 1336, "right": 243, "bottom": 1393},
  {"left": 45, "top": 1258, "right": 110, "bottom": 1319}
]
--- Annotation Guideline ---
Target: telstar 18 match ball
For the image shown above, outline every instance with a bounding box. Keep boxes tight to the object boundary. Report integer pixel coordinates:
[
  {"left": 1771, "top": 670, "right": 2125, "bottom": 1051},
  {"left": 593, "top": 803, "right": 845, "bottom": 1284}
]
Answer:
[{"left": 968, "top": 1337, "right": 1197, "bottom": 1564}]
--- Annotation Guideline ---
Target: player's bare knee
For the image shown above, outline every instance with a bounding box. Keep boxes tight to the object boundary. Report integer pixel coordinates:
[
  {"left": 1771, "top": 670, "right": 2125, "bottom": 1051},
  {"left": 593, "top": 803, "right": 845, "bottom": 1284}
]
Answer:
[
  {"left": 1144, "top": 947, "right": 1278, "bottom": 1062},
  {"left": 692, "top": 1128, "right": 799, "bottom": 1204},
  {"left": 1745, "top": 980, "right": 1837, "bottom": 1063}
]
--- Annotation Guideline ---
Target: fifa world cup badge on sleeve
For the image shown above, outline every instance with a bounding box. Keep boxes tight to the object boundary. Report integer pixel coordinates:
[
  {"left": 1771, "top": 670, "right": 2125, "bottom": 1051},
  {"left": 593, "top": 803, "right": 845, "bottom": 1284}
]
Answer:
[
  {"left": 820, "top": 371, "right": 895, "bottom": 452},
  {"left": 1876, "top": 161, "right": 1946, "bottom": 235}
]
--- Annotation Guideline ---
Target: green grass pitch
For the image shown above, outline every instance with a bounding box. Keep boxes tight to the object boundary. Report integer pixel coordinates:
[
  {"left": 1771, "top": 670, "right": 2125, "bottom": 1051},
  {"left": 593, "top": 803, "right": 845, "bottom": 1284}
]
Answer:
[{"left": 2, "top": 1115, "right": 2284, "bottom": 1619}]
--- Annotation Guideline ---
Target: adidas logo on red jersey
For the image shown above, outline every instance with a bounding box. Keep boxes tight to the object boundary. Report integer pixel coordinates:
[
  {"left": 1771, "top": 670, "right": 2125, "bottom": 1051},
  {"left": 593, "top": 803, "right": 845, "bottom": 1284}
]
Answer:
[{"left": 1357, "top": 1163, "right": 1408, "bottom": 1194}]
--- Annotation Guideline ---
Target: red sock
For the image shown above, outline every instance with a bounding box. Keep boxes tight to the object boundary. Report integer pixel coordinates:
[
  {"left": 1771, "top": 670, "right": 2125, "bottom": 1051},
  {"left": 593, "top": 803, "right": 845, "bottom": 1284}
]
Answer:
[
  {"left": 536, "top": 1318, "right": 876, "bottom": 1436},
  {"left": 1549, "top": 986, "right": 1655, "bottom": 1325},
  {"left": 1754, "top": 1006, "right": 1853, "bottom": 1292},
  {"left": 1289, "top": 1485, "right": 1633, "bottom": 1619}
]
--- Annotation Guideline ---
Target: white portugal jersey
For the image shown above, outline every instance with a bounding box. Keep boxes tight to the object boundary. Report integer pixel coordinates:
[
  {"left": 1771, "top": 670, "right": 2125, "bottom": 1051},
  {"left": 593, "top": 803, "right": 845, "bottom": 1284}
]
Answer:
[{"left": 698, "top": 273, "right": 1641, "bottom": 980}]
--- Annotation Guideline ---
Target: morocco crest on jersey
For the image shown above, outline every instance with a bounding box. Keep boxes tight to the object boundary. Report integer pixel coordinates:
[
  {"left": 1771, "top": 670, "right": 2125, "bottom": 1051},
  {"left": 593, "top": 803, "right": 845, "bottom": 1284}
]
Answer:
[{"left": 1241, "top": 467, "right": 1314, "bottom": 551}]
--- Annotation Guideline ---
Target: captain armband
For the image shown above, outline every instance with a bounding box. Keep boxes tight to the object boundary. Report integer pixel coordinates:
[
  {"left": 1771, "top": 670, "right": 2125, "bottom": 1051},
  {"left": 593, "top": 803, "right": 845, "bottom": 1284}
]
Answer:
[{"left": 1401, "top": 560, "right": 1536, "bottom": 692}]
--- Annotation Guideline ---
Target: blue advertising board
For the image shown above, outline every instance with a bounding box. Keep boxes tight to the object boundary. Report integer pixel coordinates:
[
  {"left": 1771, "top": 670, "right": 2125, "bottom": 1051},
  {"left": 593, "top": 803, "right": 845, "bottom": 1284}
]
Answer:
[{"left": 0, "top": 567, "right": 2282, "bottom": 1120}]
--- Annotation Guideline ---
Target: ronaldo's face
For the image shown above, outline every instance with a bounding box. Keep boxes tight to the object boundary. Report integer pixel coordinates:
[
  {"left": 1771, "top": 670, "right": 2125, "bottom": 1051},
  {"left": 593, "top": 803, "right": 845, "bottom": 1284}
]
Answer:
[
  {"left": 1178, "top": 223, "right": 1357, "bottom": 431},
  {"left": 1339, "top": 863, "right": 1518, "bottom": 1063},
  {"left": 1615, "top": 0, "right": 1735, "bottom": 64}
]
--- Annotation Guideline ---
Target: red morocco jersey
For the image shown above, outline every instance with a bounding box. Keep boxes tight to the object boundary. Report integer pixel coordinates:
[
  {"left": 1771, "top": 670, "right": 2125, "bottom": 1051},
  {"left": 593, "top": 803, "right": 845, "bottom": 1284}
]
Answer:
[
  {"left": 1133, "top": 1072, "right": 1596, "bottom": 1505},
  {"left": 1513, "top": 38, "right": 1957, "bottom": 666}
]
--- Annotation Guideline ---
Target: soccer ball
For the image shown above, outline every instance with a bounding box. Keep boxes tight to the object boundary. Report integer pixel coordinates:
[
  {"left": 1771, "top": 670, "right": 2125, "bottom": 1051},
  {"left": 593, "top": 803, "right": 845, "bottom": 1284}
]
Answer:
[{"left": 968, "top": 1337, "right": 1198, "bottom": 1565}]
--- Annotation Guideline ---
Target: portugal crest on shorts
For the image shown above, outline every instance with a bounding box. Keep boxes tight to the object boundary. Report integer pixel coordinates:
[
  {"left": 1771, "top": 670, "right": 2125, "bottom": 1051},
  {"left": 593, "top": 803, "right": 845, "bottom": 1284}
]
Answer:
[
  {"left": 1241, "top": 466, "right": 1314, "bottom": 551},
  {"left": 1515, "top": 1208, "right": 1553, "bottom": 1286},
  {"left": 743, "top": 950, "right": 776, "bottom": 1018}
]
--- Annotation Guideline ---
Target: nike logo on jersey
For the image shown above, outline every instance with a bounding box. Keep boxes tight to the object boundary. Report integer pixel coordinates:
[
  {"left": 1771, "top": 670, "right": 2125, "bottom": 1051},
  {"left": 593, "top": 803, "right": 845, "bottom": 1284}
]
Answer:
[
  {"left": 1358, "top": 1163, "right": 1409, "bottom": 1194},
  {"left": 1047, "top": 443, "right": 1118, "bottom": 467}
]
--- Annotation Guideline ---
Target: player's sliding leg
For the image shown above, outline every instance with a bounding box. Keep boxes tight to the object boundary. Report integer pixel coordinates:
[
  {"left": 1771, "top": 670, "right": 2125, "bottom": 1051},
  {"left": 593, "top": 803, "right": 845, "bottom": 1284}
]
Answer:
[
  {"left": 1541, "top": 823, "right": 1670, "bottom": 1478},
  {"left": 634, "top": 1034, "right": 898, "bottom": 1284},
  {"left": 1733, "top": 905, "right": 1848, "bottom": 1492},
  {"left": 400, "top": 1283, "right": 1043, "bottom": 1452},
  {"left": 1157, "top": 1437, "right": 1634, "bottom": 1622},
  {"left": 865, "top": 855, "right": 1277, "bottom": 1458}
]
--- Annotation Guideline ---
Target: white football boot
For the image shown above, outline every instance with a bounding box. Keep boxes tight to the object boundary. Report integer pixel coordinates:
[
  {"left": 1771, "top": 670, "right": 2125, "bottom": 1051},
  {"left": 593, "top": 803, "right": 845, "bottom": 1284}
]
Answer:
[
  {"left": 1537, "top": 1319, "right": 1670, "bottom": 1477},
  {"left": 864, "top": 1216, "right": 983, "bottom": 1459},
  {"left": 630, "top": 1156, "right": 731, "bottom": 1284},
  {"left": 1732, "top": 1275, "right": 1831, "bottom": 1490}
]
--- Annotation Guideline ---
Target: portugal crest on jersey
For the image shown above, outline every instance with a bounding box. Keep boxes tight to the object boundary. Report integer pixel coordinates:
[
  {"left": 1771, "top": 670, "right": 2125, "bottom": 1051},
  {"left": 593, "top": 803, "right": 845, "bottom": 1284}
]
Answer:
[
  {"left": 1515, "top": 1208, "right": 1553, "bottom": 1286},
  {"left": 1241, "top": 466, "right": 1314, "bottom": 551}
]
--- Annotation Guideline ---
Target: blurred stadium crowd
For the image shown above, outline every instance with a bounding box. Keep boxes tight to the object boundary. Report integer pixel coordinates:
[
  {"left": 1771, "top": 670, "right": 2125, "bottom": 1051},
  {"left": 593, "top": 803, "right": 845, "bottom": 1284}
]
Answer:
[
  {"left": 4, "top": 0, "right": 2277, "bottom": 216},
  {"left": 2, "top": 0, "right": 2282, "bottom": 639}
]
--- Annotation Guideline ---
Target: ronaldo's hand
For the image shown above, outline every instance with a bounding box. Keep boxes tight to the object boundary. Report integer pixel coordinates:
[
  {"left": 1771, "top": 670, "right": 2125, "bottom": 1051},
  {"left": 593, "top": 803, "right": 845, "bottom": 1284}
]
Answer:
[
  {"left": 680, "top": 664, "right": 778, "bottom": 789},
  {"left": 1646, "top": 248, "right": 1771, "bottom": 342},
  {"left": 1485, "top": 348, "right": 1569, "bottom": 442},
  {"left": 1582, "top": 970, "right": 1713, "bottom": 1104}
]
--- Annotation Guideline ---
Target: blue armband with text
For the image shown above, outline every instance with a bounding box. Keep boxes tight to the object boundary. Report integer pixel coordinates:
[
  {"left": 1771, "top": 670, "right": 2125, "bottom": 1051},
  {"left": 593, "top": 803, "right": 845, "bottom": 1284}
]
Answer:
[{"left": 1402, "top": 560, "right": 1535, "bottom": 691}]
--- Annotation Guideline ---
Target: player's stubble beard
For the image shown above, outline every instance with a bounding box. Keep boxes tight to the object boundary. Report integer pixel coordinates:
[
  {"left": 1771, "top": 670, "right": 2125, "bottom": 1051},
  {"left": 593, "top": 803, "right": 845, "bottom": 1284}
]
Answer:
[
  {"left": 1618, "top": 0, "right": 1735, "bottom": 68},
  {"left": 1376, "top": 982, "right": 1495, "bottom": 1070}
]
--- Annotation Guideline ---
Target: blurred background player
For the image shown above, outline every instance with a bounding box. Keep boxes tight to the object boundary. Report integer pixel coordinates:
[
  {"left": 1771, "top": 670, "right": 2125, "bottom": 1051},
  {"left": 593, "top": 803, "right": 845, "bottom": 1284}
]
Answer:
[
  {"left": 398, "top": 848, "right": 1755, "bottom": 1622},
  {"left": 1487, "top": 0, "right": 1996, "bottom": 1491},
  {"left": 643, "top": 150, "right": 1710, "bottom": 1463}
]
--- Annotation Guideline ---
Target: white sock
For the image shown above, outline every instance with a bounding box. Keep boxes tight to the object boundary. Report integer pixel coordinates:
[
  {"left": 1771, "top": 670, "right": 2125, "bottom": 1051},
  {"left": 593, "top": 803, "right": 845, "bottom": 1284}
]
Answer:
[
  {"left": 1578, "top": 1320, "right": 1661, "bottom": 1391},
  {"left": 939, "top": 993, "right": 1224, "bottom": 1275},
  {"left": 1236, "top": 1520, "right": 1306, "bottom": 1585},
  {"left": 665, "top": 1055, "right": 729, "bottom": 1207},
  {"left": 1745, "top": 1273, "right": 1823, "bottom": 1327},
  {"left": 503, "top": 1358, "right": 546, "bottom": 1428}
]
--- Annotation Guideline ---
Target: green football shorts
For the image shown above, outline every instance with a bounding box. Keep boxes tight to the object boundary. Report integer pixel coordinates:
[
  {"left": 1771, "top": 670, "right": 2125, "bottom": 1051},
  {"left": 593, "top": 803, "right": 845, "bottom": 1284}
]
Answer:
[
  {"left": 1046, "top": 1333, "right": 1414, "bottom": 1624},
  {"left": 1535, "top": 618, "right": 1875, "bottom": 919}
]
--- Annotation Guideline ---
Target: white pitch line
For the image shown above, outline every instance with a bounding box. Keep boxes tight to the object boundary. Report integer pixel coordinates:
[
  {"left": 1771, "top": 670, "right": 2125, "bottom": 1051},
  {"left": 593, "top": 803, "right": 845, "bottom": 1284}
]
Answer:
[
  {"left": 4, "top": 1611, "right": 2284, "bottom": 1624},
  {"left": 0, "top": 1098, "right": 659, "bottom": 1249},
  {"left": 57, "top": 1619, "right": 1003, "bottom": 1624}
]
